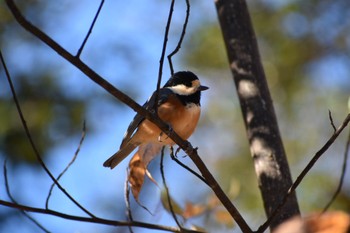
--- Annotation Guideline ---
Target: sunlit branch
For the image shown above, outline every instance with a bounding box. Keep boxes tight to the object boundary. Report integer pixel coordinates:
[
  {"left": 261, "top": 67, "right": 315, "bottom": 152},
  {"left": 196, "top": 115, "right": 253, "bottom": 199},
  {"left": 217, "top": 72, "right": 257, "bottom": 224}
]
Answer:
[
  {"left": 257, "top": 113, "right": 350, "bottom": 233},
  {"left": 0, "top": 50, "right": 95, "bottom": 218},
  {"left": 76, "top": 0, "right": 105, "bottom": 57},
  {"left": 46, "top": 121, "right": 87, "bottom": 209},
  {"left": 167, "top": 0, "right": 190, "bottom": 75},
  {"left": 3, "top": 159, "right": 50, "bottom": 233}
]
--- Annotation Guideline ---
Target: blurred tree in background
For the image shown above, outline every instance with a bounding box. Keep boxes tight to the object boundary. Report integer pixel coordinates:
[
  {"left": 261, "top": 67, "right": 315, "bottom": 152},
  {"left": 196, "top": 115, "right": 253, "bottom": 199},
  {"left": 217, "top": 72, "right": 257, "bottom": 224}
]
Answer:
[
  {"left": 185, "top": 0, "right": 350, "bottom": 225},
  {"left": 0, "top": 0, "right": 349, "bottom": 232},
  {"left": 0, "top": 1, "right": 86, "bottom": 164}
]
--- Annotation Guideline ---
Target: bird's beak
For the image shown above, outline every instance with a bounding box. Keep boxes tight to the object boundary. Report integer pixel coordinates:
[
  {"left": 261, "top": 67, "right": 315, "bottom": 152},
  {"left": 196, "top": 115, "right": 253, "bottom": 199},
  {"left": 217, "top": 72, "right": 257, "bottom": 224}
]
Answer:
[{"left": 198, "top": 85, "right": 209, "bottom": 91}]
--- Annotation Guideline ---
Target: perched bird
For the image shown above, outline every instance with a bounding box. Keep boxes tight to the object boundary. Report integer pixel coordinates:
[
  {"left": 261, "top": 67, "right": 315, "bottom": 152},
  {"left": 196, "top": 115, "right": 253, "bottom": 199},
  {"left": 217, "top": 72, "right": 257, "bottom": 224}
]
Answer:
[{"left": 103, "top": 71, "right": 208, "bottom": 169}]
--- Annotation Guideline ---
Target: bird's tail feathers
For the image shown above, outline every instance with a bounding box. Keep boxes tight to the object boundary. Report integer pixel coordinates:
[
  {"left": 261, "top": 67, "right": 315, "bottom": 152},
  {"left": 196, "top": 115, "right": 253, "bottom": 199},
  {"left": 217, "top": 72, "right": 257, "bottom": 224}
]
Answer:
[{"left": 103, "top": 143, "right": 139, "bottom": 169}]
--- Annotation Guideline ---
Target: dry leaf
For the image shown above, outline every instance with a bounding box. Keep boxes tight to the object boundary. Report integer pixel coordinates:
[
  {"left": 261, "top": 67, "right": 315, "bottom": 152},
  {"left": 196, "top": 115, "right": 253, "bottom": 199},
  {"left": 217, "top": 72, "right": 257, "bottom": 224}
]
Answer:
[
  {"left": 214, "top": 209, "right": 235, "bottom": 228},
  {"left": 128, "top": 152, "right": 146, "bottom": 201},
  {"left": 306, "top": 211, "right": 350, "bottom": 233},
  {"left": 127, "top": 144, "right": 162, "bottom": 202},
  {"left": 183, "top": 202, "right": 206, "bottom": 219},
  {"left": 273, "top": 211, "right": 350, "bottom": 233}
]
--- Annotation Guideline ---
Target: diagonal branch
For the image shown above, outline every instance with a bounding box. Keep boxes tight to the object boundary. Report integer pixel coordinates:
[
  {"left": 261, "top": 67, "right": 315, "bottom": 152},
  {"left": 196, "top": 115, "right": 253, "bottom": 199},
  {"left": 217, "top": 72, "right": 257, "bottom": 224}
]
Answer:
[
  {"left": 45, "top": 121, "right": 86, "bottom": 209},
  {"left": 76, "top": 0, "right": 105, "bottom": 57},
  {"left": 323, "top": 124, "right": 350, "bottom": 212},
  {"left": 170, "top": 147, "right": 208, "bottom": 185},
  {"left": 5, "top": 1, "right": 251, "bottom": 232},
  {"left": 257, "top": 113, "right": 350, "bottom": 233}
]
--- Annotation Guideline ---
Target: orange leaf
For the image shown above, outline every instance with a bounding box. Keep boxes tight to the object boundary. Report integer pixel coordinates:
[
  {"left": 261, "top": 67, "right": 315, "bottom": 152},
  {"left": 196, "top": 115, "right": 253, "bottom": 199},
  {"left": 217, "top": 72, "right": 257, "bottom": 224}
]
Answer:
[
  {"left": 183, "top": 202, "right": 206, "bottom": 219},
  {"left": 214, "top": 209, "right": 235, "bottom": 228},
  {"left": 128, "top": 152, "right": 146, "bottom": 201}
]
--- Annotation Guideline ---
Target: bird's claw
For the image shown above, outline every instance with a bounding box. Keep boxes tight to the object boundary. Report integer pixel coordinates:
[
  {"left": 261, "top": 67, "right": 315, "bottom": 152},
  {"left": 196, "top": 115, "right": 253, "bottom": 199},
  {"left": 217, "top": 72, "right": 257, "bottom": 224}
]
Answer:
[{"left": 158, "top": 124, "right": 173, "bottom": 142}]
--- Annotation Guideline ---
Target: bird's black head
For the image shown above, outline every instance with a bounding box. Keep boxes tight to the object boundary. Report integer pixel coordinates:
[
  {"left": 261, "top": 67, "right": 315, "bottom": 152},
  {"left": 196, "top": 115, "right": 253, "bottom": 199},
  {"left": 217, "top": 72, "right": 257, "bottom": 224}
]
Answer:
[{"left": 164, "top": 71, "right": 208, "bottom": 106}]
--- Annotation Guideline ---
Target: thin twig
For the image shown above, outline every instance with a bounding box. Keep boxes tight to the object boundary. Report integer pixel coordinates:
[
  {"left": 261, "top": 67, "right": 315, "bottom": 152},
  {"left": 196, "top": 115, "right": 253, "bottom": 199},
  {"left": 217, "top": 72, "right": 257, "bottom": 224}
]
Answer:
[
  {"left": 154, "top": 0, "right": 175, "bottom": 110},
  {"left": 170, "top": 147, "right": 208, "bottom": 186},
  {"left": 322, "top": 127, "right": 350, "bottom": 212},
  {"left": 76, "top": 0, "right": 105, "bottom": 58},
  {"left": 160, "top": 148, "right": 183, "bottom": 230},
  {"left": 328, "top": 110, "right": 337, "bottom": 133},
  {"left": 167, "top": 0, "right": 190, "bottom": 75},
  {"left": 125, "top": 168, "right": 134, "bottom": 233},
  {"left": 3, "top": 159, "right": 50, "bottom": 233},
  {"left": 0, "top": 200, "right": 202, "bottom": 233},
  {"left": 5, "top": 1, "right": 251, "bottom": 231},
  {"left": 256, "top": 113, "right": 350, "bottom": 233},
  {"left": 46, "top": 120, "right": 87, "bottom": 209},
  {"left": 0, "top": 50, "right": 95, "bottom": 218}
]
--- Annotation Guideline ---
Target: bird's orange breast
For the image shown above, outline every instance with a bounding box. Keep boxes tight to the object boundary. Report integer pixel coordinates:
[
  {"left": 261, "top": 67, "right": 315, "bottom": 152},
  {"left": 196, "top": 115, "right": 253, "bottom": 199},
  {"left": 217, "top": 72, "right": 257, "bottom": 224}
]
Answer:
[{"left": 134, "top": 95, "right": 201, "bottom": 145}]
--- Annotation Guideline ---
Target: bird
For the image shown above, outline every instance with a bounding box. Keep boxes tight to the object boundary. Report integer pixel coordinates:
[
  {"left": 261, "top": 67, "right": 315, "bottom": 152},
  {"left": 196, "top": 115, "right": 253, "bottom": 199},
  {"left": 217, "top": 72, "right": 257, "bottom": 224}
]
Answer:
[{"left": 103, "top": 71, "right": 208, "bottom": 169}]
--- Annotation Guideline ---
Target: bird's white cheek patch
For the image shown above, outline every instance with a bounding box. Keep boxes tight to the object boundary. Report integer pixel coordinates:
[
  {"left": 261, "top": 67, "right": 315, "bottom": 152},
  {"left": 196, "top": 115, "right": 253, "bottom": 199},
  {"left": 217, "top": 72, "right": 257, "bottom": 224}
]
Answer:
[{"left": 168, "top": 85, "right": 196, "bottom": 96}]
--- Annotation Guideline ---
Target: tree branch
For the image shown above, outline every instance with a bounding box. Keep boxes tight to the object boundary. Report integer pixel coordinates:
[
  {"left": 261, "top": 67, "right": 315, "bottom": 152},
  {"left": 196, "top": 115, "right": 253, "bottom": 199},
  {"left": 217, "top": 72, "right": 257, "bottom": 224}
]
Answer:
[
  {"left": 170, "top": 147, "right": 208, "bottom": 186},
  {"left": 0, "top": 199, "right": 199, "bottom": 233},
  {"left": 124, "top": 168, "right": 134, "bottom": 233},
  {"left": 76, "top": 0, "right": 105, "bottom": 57},
  {"left": 45, "top": 120, "right": 86, "bottom": 209},
  {"left": 167, "top": 0, "right": 190, "bottom": 75},
  {"left": 161, "top": 148, "right": 183, "bottom": 230},
  {"left": 323, "top": 118, "right": 350, "bottom": 212},
  {"left": 155, "top": 0, "right": 175, "bottom": 111}
]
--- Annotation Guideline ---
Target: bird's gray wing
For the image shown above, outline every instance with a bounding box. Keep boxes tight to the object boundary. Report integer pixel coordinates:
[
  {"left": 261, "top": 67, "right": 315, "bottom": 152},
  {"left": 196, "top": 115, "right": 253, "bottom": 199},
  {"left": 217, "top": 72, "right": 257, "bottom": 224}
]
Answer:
[{"left": 119, "top": 88, "right": 173, "bottom": 148}]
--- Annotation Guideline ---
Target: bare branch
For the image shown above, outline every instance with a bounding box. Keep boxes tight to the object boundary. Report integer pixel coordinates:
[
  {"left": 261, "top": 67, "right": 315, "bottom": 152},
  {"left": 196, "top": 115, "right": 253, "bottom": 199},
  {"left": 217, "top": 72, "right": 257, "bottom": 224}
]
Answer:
[
  {"left": 154, "top": 0, "right": 175, "bottom": 110},
  {"left": 46, "top": 120, "right": 87, "bottom": 209},
  {"left": 76, "top": 0, "right": 105, "bottom": 57},
  {"left": 170, "top": 147, "right": 208, "bottom": 186},
  {"left": 0, "top": 200, "right": 200, "bottom": 233},
  {"left": 160, "top": 148, "right": 183, "bottom": 230},
  {"left": 3, "top": 159, "right": 50, "bottom": 233},
  {"left": 328, "top": 110, "right": 337, "bottom": 133},
  {"left": 322, "top": 127, "right": 350, "bottom": 212},
  {"left": 124, "top": 168, "right": 134, "bottom": 233},
  {"left": 5, "top": 1, "right": 251, "bottom": 231},
  {"left": 0, "top": 50, "right": 95, "bottom": 218},
  {"left": 167, "top": 0, "right": 190, "bottom": 75},
  {"left": 257, "top": 113, "right": 350, "bottom": 233}
]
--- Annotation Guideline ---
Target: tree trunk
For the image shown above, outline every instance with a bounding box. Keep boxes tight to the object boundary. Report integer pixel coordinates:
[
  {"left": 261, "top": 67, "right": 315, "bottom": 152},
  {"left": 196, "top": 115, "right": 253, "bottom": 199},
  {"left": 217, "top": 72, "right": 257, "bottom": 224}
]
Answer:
[{"left": 215, "top": 0, "right": 300, "bottom": 230}]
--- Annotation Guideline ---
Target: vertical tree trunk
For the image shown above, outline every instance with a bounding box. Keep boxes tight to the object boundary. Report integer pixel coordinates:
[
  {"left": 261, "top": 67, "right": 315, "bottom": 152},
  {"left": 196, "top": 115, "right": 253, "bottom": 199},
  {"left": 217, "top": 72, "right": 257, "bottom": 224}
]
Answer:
[{"left": 215, "top": 0, "right": 300, "bottom": 230}]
